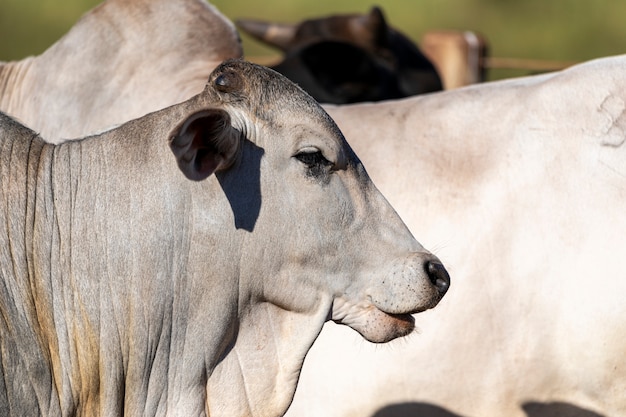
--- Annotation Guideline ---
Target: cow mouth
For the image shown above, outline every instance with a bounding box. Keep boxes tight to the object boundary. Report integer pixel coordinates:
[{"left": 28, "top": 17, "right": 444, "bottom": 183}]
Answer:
[
  {"left": 380, "top": 310, "right": 416, "bottom": 337},
  {"left": 387, "top": 311, "right": 415, "bottom": 327},
  {"left": 331, "top": 299, "right": 418, "bottom": 343}
]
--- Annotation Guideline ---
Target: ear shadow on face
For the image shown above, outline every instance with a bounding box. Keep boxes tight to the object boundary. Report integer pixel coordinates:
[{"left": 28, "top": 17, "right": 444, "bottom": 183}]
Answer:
[{"left": 216, "top": 139, "right": 265, "bottom": 232}]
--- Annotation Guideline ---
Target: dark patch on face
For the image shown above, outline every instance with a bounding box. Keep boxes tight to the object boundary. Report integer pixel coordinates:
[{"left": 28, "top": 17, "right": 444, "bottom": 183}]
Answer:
[
  {"left": 216, "top": 139, "right": 265, "bottom": 232},
  {"left": 295, "top": 150, "right": 333, "bottom": 184}
]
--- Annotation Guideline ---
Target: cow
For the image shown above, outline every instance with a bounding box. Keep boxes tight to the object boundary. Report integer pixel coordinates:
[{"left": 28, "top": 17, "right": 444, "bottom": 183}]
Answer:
[
  {"left": 0, "top": 0, "right": 242, "bottom": 144},
  {"left": 236, "top": 6, "right": 443, "bottom": 103},
  {"left": 282, "top": 55, "right": 626, "bottom": 417},
  {"left": 8, "top": 3, "right": 623, "bottom": 415},
  {"left": 0, "top": 59, "right": 449, "bottom": 417}
]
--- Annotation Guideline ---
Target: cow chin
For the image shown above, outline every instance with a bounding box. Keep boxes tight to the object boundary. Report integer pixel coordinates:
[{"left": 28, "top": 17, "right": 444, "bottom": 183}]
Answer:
[
  {"left": 358, "top": 309, "right": 416, "bottom": 343},
  {"left": 331, "top": 300, "right": 415, "bottom": 343}
]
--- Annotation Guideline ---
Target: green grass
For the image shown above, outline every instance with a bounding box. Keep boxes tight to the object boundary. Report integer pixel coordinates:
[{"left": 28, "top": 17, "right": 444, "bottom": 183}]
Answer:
[{"left": 1, "top": 0, "right": 625, "bottom": 81}]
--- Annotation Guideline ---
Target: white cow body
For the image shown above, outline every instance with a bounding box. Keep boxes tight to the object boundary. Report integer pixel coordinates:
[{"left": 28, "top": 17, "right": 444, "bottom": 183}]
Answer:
[
  {"left": 283, "top": 56, "right": 626, "bottom": 417},
  {"left": 0, "top": 0, "right": 242, "bottom": 143}
]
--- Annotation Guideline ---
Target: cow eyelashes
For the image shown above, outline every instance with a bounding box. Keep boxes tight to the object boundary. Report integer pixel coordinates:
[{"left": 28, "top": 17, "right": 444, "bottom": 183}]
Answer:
[
  {"left": 295, "top": 150, "right": 330, "bottom": 167},
  {"left": 295, "top": 150, "right": 333, "bottom": 179}
]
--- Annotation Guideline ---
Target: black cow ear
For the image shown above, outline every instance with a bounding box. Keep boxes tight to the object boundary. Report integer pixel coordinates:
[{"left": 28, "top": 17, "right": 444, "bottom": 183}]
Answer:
[
  {"left": 365, "top": 6, "right": 389, "bottom": 47},
  {"left": 169, "top": 109, "right": 240, "bottom": 181}
]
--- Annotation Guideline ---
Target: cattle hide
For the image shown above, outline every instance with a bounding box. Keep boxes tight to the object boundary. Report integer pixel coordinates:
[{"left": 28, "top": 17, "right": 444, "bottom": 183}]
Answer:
[{"left": 0, "top": 0, "right": 242, "bottom": 143}]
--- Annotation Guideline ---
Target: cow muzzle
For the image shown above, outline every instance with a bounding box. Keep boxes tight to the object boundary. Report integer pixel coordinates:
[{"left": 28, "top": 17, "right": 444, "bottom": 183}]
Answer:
[
  {"left": 370, "top": 253, "right": 450, "bottom": 315},
  {"left": 332, "top": 253, "right": 449, "bottom": 343}
]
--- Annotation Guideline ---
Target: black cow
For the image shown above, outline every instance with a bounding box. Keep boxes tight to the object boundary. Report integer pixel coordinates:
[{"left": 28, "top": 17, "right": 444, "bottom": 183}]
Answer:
[{"left": 237, "top": 6, "right": 442, "bottom": 104}]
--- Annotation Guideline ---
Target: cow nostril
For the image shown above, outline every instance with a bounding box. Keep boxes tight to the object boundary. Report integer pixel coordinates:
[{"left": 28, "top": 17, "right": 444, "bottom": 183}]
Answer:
[{"left": 426, "top": 261, "right": 450, "bottom": 294}]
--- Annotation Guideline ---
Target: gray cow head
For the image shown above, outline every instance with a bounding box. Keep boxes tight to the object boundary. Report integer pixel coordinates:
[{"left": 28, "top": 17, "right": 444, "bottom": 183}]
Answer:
[
  {"left": 166, "top": 60, "right": 450, "bottom": 415},
  {"left": 172, "top": 59, "right": 448, "bottom": 340}
]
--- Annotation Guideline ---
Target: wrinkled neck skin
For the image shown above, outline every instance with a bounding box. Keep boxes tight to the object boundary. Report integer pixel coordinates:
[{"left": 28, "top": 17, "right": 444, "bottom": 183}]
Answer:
[
  {"left": 0, "top": 110, "right": 218, "bottom": 416},
  {"left": 0, "top": 107, "right": 333, "bottom": 417},
  {"left": 0, "top": 0, "right": 241, "bottom": 142},
  {"left": 206, "top": 299, "right": 332, "bottom": 417}
]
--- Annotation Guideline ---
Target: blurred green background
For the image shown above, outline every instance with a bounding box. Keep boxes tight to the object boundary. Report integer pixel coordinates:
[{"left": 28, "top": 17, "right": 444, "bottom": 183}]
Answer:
[{"left": 1, "top": 0, "right": 624, "bottom": 81}]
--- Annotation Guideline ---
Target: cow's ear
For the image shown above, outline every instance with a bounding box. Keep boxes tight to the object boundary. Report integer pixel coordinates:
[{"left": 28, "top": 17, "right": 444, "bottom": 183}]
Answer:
[
  {"left": 364, "top": 6, "right": 389, "bottom": 48},
  {"left": 169, "top": 109, "right": 240, "bottom": 181}
]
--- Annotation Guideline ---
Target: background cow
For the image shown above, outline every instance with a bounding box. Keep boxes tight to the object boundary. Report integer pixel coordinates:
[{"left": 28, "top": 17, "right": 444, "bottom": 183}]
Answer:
[
  {"left": 0, "top": 60, "right": 448, "bottom": 417},
  {"left": 0, "top": 0, "right": 242, "bottom": 143},
  {"left": 285, "top": 55, "right": 626, "bottom": 417},
  {"left": 237, "top": 6, "right": 443, "bottom": 103}
]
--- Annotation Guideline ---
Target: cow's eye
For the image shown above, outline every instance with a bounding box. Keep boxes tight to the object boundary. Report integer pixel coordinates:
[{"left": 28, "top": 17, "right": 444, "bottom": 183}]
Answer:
[
  {"left": 295, "top": 150, "right": 333, "bottom": 179},
  {"left": 295, "top": 151, "right": 330, "bottom": 167}
]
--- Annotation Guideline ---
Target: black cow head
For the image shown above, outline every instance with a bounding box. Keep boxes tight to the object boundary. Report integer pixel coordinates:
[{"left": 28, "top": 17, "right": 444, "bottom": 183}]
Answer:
[{"left": 237, "top": 6, "right": 443, "bottom": 104}]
